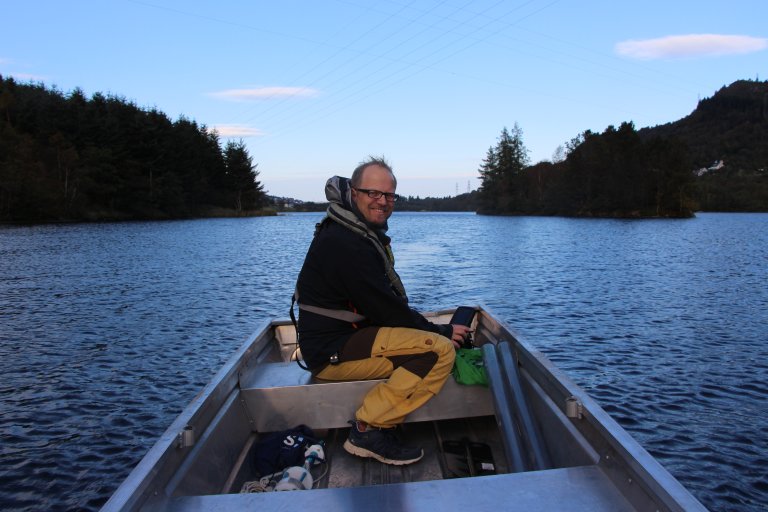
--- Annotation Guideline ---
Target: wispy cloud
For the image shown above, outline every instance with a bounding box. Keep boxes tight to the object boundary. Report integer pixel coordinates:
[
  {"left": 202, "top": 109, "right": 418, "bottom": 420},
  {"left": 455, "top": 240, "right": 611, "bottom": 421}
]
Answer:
[
  {"left": 0, "top": 59, "right": 48, "bottom": 81},
  {"left": 209, "top": 86, "right": 319, "bottom": 101},
  {"left": 5, "top": 72, "right": 49, "bottom": 81},
  {"left": 615, "top": 34, "right": 768, "bottom": 60},
  {"left": 210, "top": 124, "right": 265, "bottom": 138}
]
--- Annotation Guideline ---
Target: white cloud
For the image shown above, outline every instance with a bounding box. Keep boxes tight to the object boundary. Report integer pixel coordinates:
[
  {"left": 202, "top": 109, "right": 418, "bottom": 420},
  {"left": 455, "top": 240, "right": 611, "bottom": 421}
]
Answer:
[
  {"left": 209, "top": 86, "right": 319, "bottom": 101},
  {"left": 615, "top": 34, "right": 768, "bottom": 60},
  {"left": 0, "top": 59, "right": 48, "bottom": 81},
  {"left": 210, "top": 124, "right": 265, "bottom": 138},
  {"left": 6, "top": 72, "right": 48, "bottom": 81}
]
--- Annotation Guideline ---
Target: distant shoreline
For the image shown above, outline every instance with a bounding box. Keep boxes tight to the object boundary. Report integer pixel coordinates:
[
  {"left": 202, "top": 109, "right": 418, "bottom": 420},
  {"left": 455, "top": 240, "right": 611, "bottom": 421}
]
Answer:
[{"left": 0, "top": 208, "right": 279, "bottom": 226}]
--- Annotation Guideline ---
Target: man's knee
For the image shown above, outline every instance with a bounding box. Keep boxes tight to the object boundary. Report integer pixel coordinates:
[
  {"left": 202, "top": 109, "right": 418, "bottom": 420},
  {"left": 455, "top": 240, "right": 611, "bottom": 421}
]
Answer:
[
  {"left": 432, "top": 335, "right": 456, "bottom": 367},
  {"left": 435, "top": 334, "right": 455, "bottom": 354}
]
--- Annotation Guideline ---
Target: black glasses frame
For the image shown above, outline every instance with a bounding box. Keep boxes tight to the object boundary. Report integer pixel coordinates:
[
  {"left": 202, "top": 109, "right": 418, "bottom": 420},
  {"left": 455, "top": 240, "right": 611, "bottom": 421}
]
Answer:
[{"left": 353, "top": 187, "right": 399, "bottom": 202}]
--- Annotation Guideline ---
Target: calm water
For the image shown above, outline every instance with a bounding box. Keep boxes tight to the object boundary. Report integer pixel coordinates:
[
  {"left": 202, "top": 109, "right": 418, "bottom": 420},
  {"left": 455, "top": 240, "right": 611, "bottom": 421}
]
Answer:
[{"left": 1, "top": 212, "right": 766, "bottom": 511}]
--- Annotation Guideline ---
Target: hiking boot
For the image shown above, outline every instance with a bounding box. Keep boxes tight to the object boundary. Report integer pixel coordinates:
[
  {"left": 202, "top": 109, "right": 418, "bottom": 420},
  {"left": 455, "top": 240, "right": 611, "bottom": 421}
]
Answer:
[{"left": 343, "top": 421, "right": 424, "bottom": 465}]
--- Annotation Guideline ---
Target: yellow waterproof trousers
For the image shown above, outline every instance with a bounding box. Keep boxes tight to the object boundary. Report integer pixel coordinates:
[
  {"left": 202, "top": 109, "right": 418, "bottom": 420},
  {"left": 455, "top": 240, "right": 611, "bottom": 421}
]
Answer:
[{"left": 316, "top": 327, "right": 455, "bottom": 428}]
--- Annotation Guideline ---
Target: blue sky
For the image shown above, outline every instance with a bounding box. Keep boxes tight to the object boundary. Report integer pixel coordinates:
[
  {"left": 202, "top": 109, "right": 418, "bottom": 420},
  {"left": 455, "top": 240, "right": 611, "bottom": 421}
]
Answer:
[{"left": 2, "top": 1, "right": 766, "bottom": 201}]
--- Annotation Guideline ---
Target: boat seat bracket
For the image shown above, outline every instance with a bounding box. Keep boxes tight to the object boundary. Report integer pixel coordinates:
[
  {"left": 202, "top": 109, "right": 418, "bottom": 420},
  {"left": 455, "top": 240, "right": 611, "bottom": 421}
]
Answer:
[{"left": 176, "top": 425, "right": 196, "bottom": 449}]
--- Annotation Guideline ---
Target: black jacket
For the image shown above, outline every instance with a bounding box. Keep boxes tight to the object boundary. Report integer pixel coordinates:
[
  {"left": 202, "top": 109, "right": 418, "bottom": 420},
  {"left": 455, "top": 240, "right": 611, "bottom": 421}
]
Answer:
[{"left": 296, "top": 218, "right": 453, "bottom": 371}]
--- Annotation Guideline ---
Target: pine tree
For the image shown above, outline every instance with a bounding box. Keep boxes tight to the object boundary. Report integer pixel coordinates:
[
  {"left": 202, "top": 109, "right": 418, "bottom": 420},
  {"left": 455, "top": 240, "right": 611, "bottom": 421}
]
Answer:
[
  {"left": 477, "top": 145, "right": 499, "bottom": 212},
  {"left": 477, "top": 124, "right": 530, "bottom": 213},
  {"left": 224, "top": 140, "right": 265, "bottom": 212}
]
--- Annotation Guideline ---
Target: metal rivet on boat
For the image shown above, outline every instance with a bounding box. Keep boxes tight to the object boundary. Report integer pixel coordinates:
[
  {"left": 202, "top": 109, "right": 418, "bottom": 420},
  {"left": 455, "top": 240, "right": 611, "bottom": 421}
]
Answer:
[
  {"left": 565, "top": 396, "right": 583, "bottom": 419},
  {"left": 177, "top": 425, "right": 195, "bottom": 448}
]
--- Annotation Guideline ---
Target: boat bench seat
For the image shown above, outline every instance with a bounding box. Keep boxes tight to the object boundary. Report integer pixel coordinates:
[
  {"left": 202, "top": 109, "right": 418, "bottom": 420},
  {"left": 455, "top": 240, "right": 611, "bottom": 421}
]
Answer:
[{"left": 238, "top": 362, "right": 494, "bottom": 431}]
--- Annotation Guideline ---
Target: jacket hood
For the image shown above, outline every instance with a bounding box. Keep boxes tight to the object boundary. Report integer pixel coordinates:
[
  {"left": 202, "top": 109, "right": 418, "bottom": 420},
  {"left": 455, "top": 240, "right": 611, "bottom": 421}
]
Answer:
[{"left": 325, "top": 176, "right": 353, "bottom": 210}]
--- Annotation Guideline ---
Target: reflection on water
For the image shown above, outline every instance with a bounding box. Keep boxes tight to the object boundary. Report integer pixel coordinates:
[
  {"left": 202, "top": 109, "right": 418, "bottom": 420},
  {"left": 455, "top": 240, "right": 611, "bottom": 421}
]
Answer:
[{"left": 1, "top": 212, "right": 766, "bottom": 511}]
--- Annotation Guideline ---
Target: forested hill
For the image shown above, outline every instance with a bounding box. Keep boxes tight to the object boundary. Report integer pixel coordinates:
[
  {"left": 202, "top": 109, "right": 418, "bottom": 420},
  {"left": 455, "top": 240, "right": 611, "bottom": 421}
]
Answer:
[
  {"left": 640, "top": 80, "right": 768, "bottom": 172},
  {"left": 639, "top": 80, "right": 768, "bottom": 211},
  {"left": 0, "top": 75, "right": 267, "bottom": 222}
]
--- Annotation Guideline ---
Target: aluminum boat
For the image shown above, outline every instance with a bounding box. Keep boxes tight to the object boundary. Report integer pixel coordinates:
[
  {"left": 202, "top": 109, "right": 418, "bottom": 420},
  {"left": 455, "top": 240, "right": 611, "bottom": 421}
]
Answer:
[{"left": 102, "top": 307, "right": 706, "bottom": 511}]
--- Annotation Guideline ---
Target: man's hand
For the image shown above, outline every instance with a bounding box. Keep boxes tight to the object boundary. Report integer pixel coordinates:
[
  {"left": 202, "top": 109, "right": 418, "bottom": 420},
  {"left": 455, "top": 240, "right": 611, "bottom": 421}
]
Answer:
[{"left": 450, "top": 324, "right": 472, "bottom": 349}]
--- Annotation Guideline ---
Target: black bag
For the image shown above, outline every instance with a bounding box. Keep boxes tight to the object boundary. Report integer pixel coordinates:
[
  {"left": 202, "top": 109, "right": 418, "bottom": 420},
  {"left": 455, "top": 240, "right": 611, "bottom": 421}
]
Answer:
[{"left": 252, "top": 425, "right": 320, "bottom": 477}]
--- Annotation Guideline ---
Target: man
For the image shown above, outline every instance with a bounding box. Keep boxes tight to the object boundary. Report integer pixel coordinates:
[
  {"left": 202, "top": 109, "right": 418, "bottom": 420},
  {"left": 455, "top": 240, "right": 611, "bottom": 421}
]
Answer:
[{"left": 294, "top": 157, "right": 471, "bottom": 465}]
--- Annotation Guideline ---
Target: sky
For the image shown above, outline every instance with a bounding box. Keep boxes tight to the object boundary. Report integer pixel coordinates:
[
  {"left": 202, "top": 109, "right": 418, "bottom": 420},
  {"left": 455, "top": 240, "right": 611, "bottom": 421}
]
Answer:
[{"left": 2, "top": 1, "right": 766, "bottom": 201}]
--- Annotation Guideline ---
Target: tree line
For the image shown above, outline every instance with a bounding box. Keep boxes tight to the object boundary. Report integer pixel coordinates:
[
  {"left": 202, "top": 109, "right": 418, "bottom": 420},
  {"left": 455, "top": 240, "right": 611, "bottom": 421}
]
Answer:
[
  {"left": 477, "top": 123, "right": 694, "bottom": 217},
  {"left": 271, "top": 192, "right": 480, "bottom": 213},
  {"left": 0, "top": 75, "right": 266, "bottom": 222},
  {"left": 476, "top": 79, "right": 768, "bottom": 216},
  {"left": 7, "top": 75, "right": 760, "bottom": 222}
]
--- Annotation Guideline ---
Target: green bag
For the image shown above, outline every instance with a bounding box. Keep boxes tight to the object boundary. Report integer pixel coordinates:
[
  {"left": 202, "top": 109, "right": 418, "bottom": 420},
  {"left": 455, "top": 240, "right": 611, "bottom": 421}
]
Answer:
[{"left": 452, "top": 348, "right": 488, "bottom": 386}]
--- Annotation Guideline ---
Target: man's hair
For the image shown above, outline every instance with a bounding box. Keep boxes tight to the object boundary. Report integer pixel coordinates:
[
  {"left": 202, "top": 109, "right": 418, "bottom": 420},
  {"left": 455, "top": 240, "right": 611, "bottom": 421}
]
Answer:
[{"left": 351, "top": 156, "right": 397, "bottom": 187}]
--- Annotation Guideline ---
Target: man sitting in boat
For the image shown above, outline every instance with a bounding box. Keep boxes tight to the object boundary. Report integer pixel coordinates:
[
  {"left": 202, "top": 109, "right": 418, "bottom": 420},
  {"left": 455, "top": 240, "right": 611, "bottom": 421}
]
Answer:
[{"left": 294, "top": 157, "right": 471, "bottom": 465}]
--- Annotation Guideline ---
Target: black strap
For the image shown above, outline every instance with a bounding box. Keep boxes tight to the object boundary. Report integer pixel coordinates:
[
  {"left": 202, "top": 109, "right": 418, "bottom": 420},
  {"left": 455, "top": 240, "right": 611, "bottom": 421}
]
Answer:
[{"left": 289, "top": 293, "right": 310, "bottom": 371}]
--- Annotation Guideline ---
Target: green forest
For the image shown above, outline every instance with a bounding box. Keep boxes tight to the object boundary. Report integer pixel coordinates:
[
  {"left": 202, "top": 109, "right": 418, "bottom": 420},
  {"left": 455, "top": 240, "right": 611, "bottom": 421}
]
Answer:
[
  {"left": 476, "top": 123, "right": 694, "bottom": 217},
  {"left": 0, "top": 75, "right": 267, "bottom": 222},
  {"left": 641, "top": 80, "right": 768, "bottom": 212},
  {"left": 476, "top": 79, "right": 768, "bottom": 216}
]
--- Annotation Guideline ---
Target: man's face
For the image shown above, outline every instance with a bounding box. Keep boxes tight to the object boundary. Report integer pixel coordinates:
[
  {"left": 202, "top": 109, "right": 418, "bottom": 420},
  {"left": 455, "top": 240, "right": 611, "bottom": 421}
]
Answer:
[{"left": 351, "top": 164, "right": 396, "bottom": 227}]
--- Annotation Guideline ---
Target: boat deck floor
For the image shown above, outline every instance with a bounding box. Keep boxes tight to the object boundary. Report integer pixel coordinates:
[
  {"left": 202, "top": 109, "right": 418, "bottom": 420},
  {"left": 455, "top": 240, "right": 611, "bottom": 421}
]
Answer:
[{"left": 235, "top": 416, "right": 509, "bottom": 492}]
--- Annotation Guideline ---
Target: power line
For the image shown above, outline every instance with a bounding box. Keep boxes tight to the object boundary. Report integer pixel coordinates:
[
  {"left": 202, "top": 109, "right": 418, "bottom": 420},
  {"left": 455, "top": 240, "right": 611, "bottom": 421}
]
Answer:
[{"left": 249, "top": 1, "right": 559, "bottom": 147}]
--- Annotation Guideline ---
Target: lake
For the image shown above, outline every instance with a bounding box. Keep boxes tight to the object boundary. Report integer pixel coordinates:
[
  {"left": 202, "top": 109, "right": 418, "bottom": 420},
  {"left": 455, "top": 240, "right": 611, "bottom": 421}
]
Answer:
[{"left": 1, "top": 212, "right": 766, "bottom": 511}]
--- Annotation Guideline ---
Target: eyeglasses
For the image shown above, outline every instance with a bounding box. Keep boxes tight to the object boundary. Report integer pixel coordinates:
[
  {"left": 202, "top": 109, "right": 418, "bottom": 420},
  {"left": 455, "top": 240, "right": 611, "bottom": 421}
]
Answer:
[{"left": 353, "top": 187, "right": 399, "bottom": 202}]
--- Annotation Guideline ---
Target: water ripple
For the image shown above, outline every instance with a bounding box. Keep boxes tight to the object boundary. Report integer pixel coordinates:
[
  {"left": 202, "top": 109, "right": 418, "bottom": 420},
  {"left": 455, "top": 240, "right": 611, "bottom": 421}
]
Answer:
[{"left": 1, "top": 212, "right": 766, "bottom": 511}]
